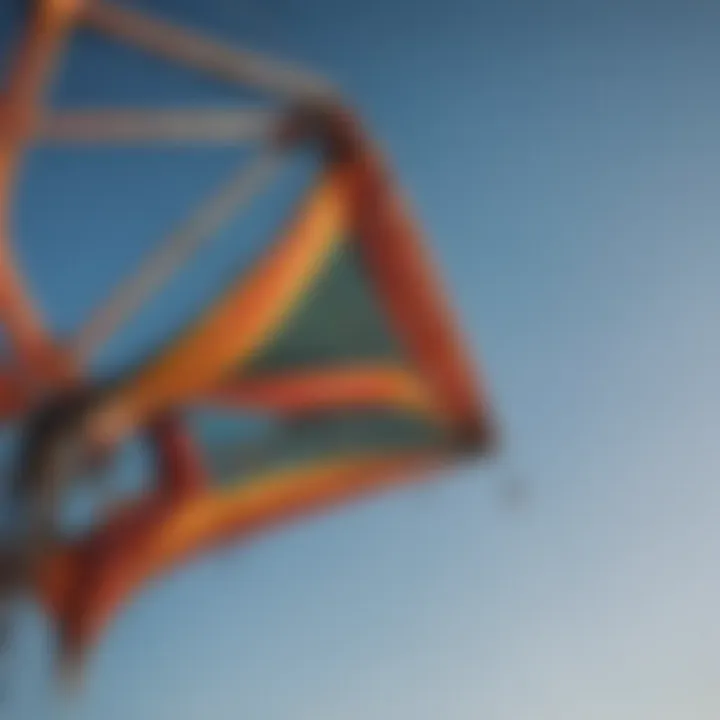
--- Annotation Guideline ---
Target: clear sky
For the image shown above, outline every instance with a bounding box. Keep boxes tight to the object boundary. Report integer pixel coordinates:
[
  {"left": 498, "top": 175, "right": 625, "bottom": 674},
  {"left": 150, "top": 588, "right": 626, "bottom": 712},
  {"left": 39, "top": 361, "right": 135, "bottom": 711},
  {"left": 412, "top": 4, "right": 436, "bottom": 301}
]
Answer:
[{"left": 3, "top": 0, "right": 720, "bottom": 718}]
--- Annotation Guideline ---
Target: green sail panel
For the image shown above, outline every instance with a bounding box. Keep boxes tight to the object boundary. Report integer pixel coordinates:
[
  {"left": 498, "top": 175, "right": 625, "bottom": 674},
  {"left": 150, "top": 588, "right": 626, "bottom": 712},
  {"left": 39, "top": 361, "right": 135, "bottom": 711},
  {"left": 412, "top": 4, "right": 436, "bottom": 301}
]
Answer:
[
  {"left": 244, "top": 238, "right": 405, "bottom": 375},
  {"left": 194, "top": 408, "right": 451, "bottom": 486}
]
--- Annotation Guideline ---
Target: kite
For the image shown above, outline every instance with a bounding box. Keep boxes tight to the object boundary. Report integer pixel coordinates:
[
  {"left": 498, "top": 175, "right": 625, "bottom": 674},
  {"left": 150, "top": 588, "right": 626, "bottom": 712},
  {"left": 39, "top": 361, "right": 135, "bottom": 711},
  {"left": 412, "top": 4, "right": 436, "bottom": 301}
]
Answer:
[{"left": 0, "top": 0, "right": 497, "bottom": 679}]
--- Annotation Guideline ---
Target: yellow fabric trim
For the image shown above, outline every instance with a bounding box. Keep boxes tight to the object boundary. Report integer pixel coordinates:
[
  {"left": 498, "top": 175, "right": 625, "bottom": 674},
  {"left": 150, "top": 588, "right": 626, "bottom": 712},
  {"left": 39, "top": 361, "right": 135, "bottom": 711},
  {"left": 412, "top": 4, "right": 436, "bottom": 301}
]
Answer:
[{"left": 110, "top": 165, "right": 353, "bottom": 427}]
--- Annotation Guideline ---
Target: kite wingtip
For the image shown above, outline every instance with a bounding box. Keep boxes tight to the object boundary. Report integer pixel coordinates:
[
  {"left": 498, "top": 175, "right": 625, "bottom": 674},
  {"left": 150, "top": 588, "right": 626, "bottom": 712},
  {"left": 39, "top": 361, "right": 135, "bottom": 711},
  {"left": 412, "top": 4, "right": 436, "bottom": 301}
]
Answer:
[{"left": 454, "top": 411, "right": 501, "bottom": 460}]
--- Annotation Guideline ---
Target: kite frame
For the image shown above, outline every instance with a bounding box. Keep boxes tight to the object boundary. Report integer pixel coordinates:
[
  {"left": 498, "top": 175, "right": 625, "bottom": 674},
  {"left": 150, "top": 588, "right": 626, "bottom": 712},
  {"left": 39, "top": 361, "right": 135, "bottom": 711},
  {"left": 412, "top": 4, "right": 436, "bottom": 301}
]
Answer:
[
  {"left": 0, "top": 0, "right": 494, "bottom": 671},
  {"left": 0, "top": 0, "right": 487, "bottom": 427},
  {"left": 0, "top": 0, "right": 334, "bottom": 403}
]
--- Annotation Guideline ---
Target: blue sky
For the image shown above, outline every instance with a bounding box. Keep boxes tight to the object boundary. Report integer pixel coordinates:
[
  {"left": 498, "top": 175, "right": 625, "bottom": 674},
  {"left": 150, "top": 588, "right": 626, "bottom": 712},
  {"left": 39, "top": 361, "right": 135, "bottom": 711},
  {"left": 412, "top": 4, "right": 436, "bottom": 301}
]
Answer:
[{"left": 3, "top": 0, "right": 720, "bottom": 717}]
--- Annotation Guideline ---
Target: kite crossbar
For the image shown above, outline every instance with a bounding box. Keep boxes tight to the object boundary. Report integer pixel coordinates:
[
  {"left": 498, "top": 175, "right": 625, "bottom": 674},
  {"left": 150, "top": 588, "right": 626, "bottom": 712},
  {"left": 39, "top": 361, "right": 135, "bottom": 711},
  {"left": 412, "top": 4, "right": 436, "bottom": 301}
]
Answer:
[
  {"left": 70, "top": 146, "right": 285, "bottom": 364},
  {"left": 80, "top": 1, "right": 337, "bottom": 104},
  {"left": 0, "top": 0, "right": 337, "bottom": 381},
  {"left": 37, "top": 107, "right": 282, "bottom": 145}
]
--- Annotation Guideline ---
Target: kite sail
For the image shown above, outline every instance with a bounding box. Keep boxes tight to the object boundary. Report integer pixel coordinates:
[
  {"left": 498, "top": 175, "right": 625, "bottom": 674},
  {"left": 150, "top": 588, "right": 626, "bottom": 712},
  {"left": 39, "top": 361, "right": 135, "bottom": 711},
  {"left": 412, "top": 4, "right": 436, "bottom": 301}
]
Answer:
[{"left": 0, "top": 0, "right": 496, "bottom": 680}]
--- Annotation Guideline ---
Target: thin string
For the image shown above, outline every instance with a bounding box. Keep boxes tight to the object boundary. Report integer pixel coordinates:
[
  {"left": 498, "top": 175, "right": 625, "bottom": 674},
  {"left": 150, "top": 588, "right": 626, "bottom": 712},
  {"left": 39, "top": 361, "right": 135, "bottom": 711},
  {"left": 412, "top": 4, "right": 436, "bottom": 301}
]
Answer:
[{"left": 490, "top": 441, "right": 530, "bottom": 512}]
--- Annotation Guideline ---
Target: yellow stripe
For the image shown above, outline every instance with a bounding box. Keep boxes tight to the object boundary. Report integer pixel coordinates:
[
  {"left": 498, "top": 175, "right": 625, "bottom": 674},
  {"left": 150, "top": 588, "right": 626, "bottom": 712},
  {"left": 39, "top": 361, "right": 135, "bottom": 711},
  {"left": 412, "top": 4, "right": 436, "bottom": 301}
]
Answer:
[{"left": 148, "top": 452, "right": 437, "bottom": 566}]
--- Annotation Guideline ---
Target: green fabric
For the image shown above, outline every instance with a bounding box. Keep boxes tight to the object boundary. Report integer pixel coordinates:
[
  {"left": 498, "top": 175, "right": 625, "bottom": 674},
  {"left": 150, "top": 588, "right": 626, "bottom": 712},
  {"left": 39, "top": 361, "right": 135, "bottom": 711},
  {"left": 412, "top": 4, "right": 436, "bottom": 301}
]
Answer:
[
  {"left": 183, "top": 235, "right": 443, "bottom": 488},
  {"left": 244, "top": 238, "right": 405, "bottom": 375},
  {"left": 194, "top": 409, "right": 449, "bottom": 486}
]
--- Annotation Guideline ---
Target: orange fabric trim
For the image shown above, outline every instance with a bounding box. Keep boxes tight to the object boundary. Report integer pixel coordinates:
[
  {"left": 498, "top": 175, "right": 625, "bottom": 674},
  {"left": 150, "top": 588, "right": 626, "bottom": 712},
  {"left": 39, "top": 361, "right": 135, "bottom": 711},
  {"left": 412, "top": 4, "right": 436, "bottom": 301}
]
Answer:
[
  {"left": 346, "top": 154, "right": 491, "bottom": 444},
  {"left": 36, "top": 450, "right": 443, "bottom": 663},
  {"left": 278, "top": 106, "right": 490, "bottom": 444},
  {"left": 200, "top": 365, "right": 439, "bottom": 417},
  {"left": 107, "top": 165, "right": 353, "bottom": 430},
  {"left": 0, "top": 0, "right": 79, "bottom": 384}
]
